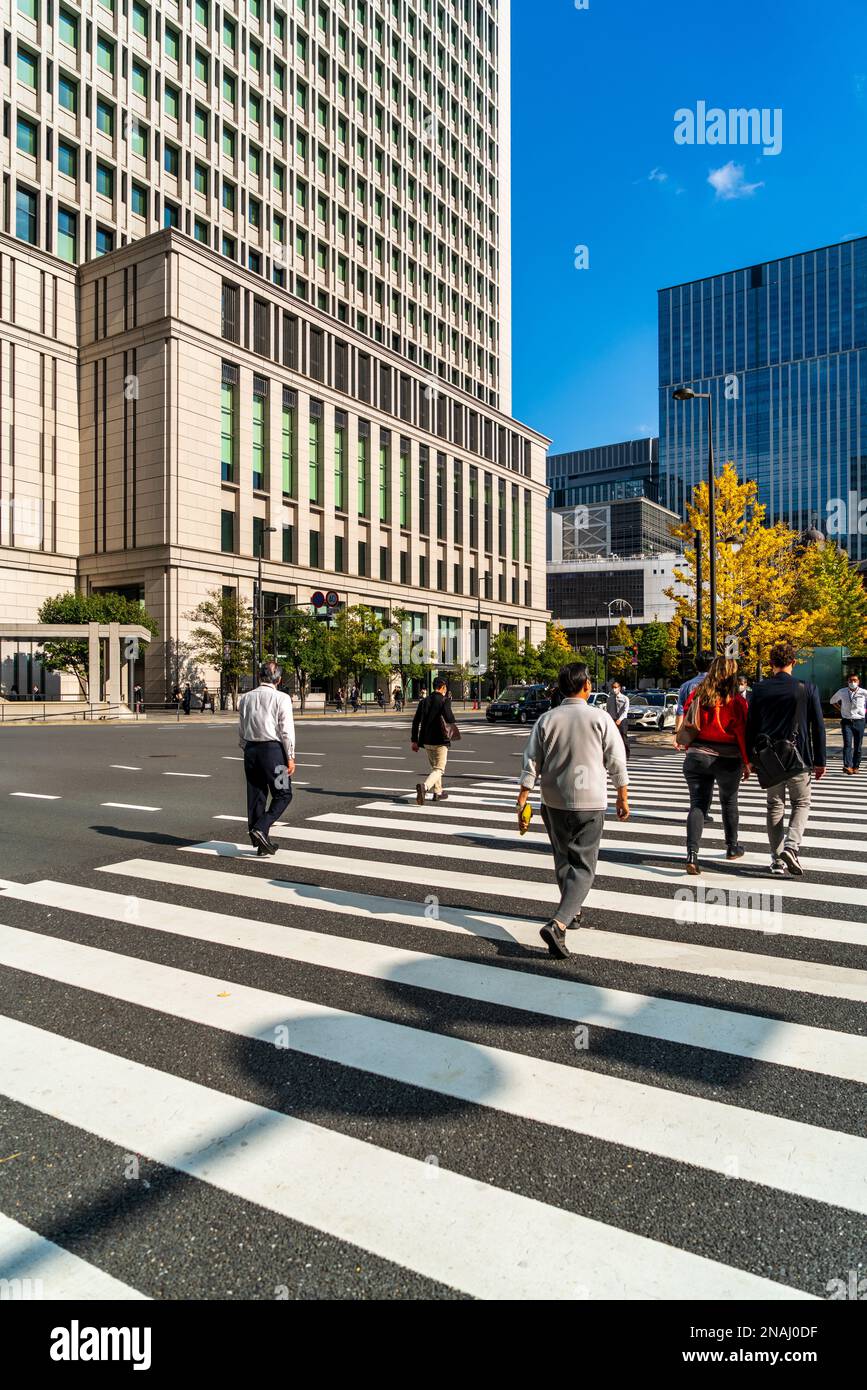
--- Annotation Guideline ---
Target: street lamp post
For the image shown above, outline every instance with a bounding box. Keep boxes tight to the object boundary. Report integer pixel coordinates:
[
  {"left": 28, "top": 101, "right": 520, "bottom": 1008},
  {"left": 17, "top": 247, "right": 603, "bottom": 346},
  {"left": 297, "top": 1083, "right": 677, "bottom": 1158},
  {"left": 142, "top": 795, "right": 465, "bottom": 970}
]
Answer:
[
  {"left": 254, "top": 525, "right": 278, "bottom": 672},
  {"left": 605, "top": 598, "right": 633, "bottom": 686},
  {"left": 673, "top": 387, "right": 717, "bottom": 656}
]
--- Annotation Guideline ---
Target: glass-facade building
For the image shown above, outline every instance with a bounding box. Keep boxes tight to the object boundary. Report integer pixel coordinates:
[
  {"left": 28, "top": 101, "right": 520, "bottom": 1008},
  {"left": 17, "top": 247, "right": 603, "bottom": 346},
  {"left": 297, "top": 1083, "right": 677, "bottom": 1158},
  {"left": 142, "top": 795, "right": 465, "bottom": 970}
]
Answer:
[
  {"left": 547, "top": 437, "right": 659, "bottom": 509},
  {"left": 659, "top": 236, "right": 867, "bottom": 560}
]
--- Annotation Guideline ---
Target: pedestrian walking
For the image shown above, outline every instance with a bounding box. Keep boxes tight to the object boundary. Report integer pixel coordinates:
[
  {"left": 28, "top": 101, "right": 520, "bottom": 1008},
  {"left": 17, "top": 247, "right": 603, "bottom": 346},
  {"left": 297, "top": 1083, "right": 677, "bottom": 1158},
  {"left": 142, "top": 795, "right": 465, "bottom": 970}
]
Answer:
[
  {"left": 200, "top": 684, "right": 214, "bottom": 713},
  {"left": 133, "top": 683, "right": 143, "bottom": 714},
  {"left": 393, "top": 687, "right": 404, "bottom": 713},
  {"left": 606, "top": 680, "right": 630, "bottom": 759},
  {"left": 745, "top": 639, "right": 827, "bottom": 877},
  {"left": 349, "top": 684, "right": 360, "bottom": 714},
  {"left": 335, "top": 687, "right": 345, "bottom": 713},
  {"left": 517, "top": 661, "right": 629, "bottom": 960},
  {"left": 411, "top": 677, "right": 458, "bottom": 803},
  {"left": 182, "top": 684, "right": 192, "bottom": 715},
  {"left": 737, "top": 674, "right": 752, "bottom": 704},
  {"left": 674, "top": 656, "right": 710, "bottom": 740},
  {"left": 676, "top": 657, "right": 750, "bottom": 874},
  {"left": 830, "top": 672, "right": 866, "bottom": 774},
  {"left": 237, "top": 662, "right": 296, "bottom": 856},
  {"left": 376, "top": 688, "right": 385, "bottom": 710}
]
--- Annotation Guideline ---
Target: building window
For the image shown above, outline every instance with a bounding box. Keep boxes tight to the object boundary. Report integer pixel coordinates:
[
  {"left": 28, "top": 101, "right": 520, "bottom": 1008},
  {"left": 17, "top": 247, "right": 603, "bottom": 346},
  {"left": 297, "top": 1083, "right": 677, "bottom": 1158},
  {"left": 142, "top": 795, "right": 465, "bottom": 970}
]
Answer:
[
  {"left": 17, "top": 116, "right": 38, "bottom": 156},
  {"left": 135, "top": 62, "right": 152, "bottom": 99},
  {"left": 484, "top": 472, "right": 493, "bottom": 553},
  {"left": 164, "top": 23, "right": 180, "bottom": 61},
  {"left": 194, "top": 218, "right": 209, "bottom": 243},
  {"left": 194, "top": 106, "right": 209, "bottom": 139},
  {"left": 96, "top": 35, "right": 114, "bottom": 74},
  {"left": 131, "top": 182, "right": 148, "bottom": 217},
  {"left": 58, "top": 73, "right": 78, "bottom": 113},
  {"left": 253, "top": 516, "right": 265, "bottom": 558},
  {"left": 309, "top": 530, "right": 321, "bottom": 567},
  {"left": 282, "top": 313, "right": 298, "bottom": 369},
  {"left": 524, "top": 489, "right": 532, "bottom": 562},
  {"left": 164, "top": 202, "right": 180, "bottom": 229},
  {"left": 58, "top": 140, "right": 78, "bottom": 177},
  {"left": 358, "top": 425, "right": 370, "bottom": 516},
  {"left": 15, "top": 188, "right": 38, "bottom": 245},
  {"left": 309, "top": 402, "right": 323, "bottom": 504},
  {"left": 221, "top": 281, "right": 240, "bottom": 342},
  {"left": 252, "top": 297, "right": 269, "bottom": 355},
  {"left": 379, "top": 546, "right": 389, "bottom": 581},
  {"left": 335, "top": 535, "right": 345, "bottom": 573},
  {"left": 252, "top": 377, "right": 268, "bottom": 490},
  {"left": 221, "top": 509, "right": 235, "bottom": 552},
  {"left": 220, "top": 364, "right": 238, "bottom": 482},
  {"left": 17, "top": 46, "right": 39, "bottom": 86},
  {"left": 399, "top": 439, "right": 410, "bottom": 528},
  {"left": 56, "top": 206, "right": 77, "bottom": 262},
  {"left": 132, "top": 1, "right": 149, "bottom": 38},
  {"left": 378, "top": 432, "right": 390, "bottom": 522},
  {"left": 282, "top": 523, "right": 295, "bottom": 563},
  {"left": 96, "top": 98, "right": 114, "bottom": 134},
  {"left": 59, "top": 8, "right": 79, "bottom": 46},
  {"left": 469, "top": 466, "right": 478, "bottom": 550},
  {"left": 334, "top": 412, "right": 347, "bottom": 511},
  {"left": 282, "top": 388, "right": 297, "bottom": 496},
  {"left": 95, "top": 226, "right": 114, "bottom": 256},
  {"left": 194, "top": 162, "right": 208, "bottom": 195},
  {"left": 358, "top": 539, "right": 368, "bottom": 576},
  {"left": 96, "top": 163, "right": 114, "bottom": 198},
  {"left": 131, "top": 122, "right": 148, "bottom": 158},
  {"left": 436, "top": 453, "right": 446, "bottom": 541},
  {"left": 309, "top": 327, "right": 324, "bottom": 381}
]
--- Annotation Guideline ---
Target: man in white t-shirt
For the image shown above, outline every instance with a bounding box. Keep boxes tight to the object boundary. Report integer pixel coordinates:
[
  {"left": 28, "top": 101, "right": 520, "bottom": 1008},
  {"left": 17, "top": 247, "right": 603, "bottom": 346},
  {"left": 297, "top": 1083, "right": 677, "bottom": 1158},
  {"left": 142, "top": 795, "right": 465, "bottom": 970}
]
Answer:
[{"left": 831, "top": 674, "right": 866, "bottom": 774}]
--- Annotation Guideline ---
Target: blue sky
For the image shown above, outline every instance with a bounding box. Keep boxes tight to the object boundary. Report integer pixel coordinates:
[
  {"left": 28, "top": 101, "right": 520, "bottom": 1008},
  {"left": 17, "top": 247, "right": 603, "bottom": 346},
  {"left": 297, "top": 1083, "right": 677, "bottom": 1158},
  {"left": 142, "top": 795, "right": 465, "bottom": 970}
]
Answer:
[{"left": 510, "top": 0, "right": 867, "bottom": 453}]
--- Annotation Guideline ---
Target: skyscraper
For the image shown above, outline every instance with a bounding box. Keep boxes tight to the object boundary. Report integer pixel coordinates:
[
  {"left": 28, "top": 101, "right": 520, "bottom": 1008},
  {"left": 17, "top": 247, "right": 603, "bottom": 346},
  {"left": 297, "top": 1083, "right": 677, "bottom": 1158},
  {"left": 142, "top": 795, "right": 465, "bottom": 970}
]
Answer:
[
  {"left": 0, "top": 0, "right": 549, "bottom": 699},
  {"left": 659, "top": 236, "right": 867, "bottom": 561}
]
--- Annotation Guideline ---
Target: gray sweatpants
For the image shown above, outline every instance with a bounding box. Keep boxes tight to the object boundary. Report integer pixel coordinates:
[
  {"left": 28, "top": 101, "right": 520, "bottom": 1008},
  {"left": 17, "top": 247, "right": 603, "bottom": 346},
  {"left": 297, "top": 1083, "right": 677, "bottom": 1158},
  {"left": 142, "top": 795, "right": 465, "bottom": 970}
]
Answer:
[
  {"left": 765, "top": 771, "right": 812, "bottom": 856},
  {"left": 541, "top": 804, "right": 606, "bottom": 925}
]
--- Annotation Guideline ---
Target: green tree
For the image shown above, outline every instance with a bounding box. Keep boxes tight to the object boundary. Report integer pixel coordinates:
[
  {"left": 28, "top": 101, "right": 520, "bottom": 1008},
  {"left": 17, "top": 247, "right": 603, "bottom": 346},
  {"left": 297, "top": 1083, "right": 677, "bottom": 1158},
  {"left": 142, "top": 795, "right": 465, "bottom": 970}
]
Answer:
[
  {"left": 607, "top": 617, "right": 635, "bottom": 682},
  {"left": 187, "top": 589, "right": 252, "bottom": 709},
  {"left": 489, "top": 630, "right": 525, "bottom": 692},
  {"left": 519, "top": 637, "right": 541, "bottom": 685},
  {"left": 535, "top": 622, "right": 575, "bottom": 683},
  {"left": 388, "top": 607, "right": 437, "bottom": 696},
  {"left": 661, "top": 615, "right": 684, "bottom": 685},
  {"left": 638, "top": 621, "right": 668, "bottom": 681},
  {"left": 276, "top": 607, "right": 336, "bottom": 712},
  {"left": 37, "top": 591, "right": 158, "bottom": 698},
  {"left": 331, "top": 605, "right": 392, "bottom": 692},
  {"left": 798, "top": 541, "right": 867, "bottom": 656}
]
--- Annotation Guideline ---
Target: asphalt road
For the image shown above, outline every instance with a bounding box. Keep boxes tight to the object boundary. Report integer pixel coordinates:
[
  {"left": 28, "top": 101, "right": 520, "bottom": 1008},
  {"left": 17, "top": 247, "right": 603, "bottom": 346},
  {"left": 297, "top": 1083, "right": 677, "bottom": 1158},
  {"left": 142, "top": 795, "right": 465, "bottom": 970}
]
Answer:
[{"left": 0, "top": 712, "right": 865, "bottom": 1302}]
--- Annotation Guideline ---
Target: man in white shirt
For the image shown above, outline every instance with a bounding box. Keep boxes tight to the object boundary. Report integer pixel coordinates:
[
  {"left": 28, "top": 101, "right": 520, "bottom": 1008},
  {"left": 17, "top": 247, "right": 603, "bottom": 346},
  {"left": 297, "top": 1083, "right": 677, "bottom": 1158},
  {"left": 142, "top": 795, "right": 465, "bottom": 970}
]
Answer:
[
  {"left": 831, "top": 673, "right": 866, "bottom": 774},
  {"left": 238, "top": 663, "right": 296, "bottom": 854}
]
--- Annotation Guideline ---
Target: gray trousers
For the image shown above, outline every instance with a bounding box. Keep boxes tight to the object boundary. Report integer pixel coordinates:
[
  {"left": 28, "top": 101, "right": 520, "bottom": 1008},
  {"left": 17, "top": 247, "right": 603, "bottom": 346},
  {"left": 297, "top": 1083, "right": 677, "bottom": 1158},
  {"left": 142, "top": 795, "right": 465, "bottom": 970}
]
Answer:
[
  {"left": 541, "top": 804, "right": 605, "bottom": 925},
  {"left": 765, "top": 771, "right": 812, "bottom": 856}
]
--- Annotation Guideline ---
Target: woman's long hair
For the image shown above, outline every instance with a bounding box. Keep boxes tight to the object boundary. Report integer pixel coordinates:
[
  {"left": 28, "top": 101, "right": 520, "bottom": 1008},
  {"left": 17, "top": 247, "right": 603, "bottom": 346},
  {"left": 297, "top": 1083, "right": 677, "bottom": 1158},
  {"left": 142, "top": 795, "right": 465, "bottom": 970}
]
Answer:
[{"left": 694, "top": 656, "right": 739, "bottom": 709}]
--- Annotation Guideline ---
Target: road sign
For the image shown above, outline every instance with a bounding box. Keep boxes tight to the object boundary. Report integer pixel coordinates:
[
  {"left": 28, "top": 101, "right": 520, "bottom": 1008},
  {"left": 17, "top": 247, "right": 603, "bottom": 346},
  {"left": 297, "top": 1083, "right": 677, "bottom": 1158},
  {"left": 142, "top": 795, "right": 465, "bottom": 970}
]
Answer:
[
  {"left": 325, "top": 589, "right": 340, "bottom": 608},
  {"left": 311, "top": 590, "right": 325, "bottom": 608},
  {"left": 608, "top": 645, "right": 625, "bottom": 654}
]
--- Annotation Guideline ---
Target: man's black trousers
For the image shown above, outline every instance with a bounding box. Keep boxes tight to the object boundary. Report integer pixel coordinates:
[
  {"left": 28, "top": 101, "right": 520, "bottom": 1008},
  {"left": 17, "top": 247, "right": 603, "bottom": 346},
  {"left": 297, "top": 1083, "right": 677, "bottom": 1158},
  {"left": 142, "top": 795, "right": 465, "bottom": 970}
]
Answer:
[{"left": 244, "top": 740, "right": 292, "bottom": 836}]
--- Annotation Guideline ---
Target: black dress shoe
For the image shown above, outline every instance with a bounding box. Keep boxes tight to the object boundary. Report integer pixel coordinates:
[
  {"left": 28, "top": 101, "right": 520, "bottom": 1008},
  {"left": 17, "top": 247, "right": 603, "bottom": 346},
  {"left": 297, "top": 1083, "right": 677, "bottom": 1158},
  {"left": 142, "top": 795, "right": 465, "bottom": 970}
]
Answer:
[
  {"left": 685, "top": 850, "right": 700, "bottom": 875},
  {"left": 540, "top": 921, "right": 570, "bottom": 958},
  {"left": 250, "top": 829, "right": 274, "bottom": 855},
  {"left": 726, "top": 844, "right": 746, "bottom": 859}
]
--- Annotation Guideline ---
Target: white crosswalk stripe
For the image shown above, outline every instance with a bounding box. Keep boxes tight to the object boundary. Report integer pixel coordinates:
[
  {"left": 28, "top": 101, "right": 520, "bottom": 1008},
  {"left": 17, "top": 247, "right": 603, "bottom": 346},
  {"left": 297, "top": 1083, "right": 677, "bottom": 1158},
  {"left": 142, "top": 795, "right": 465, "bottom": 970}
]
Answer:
[{"left": 1, "top": 743, "right": 865, "bottom": 1300}]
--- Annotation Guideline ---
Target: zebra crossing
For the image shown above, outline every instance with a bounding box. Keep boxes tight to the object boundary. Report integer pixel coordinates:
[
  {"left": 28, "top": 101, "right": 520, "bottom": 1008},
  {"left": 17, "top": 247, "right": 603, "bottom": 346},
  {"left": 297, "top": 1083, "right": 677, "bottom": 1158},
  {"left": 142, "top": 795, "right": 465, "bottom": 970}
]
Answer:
[{"left": 0, "top": 749, "right": 865, "bottom": 1300}]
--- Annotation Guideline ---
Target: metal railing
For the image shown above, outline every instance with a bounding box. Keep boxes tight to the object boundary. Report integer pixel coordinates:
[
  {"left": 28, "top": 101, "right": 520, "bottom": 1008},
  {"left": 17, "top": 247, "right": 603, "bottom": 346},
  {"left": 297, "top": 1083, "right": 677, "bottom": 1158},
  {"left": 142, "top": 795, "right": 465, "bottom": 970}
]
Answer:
[{"left": 0, "top": 702, "right": 131, "bottom": 724}]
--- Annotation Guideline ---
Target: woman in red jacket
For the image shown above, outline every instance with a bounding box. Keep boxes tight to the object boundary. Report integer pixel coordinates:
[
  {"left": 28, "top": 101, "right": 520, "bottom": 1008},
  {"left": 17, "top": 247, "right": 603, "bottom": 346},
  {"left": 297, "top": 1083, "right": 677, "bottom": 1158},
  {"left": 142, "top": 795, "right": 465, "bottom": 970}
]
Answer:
[{"left": 681, "top": 656, "right": 750, "bottom": 874}]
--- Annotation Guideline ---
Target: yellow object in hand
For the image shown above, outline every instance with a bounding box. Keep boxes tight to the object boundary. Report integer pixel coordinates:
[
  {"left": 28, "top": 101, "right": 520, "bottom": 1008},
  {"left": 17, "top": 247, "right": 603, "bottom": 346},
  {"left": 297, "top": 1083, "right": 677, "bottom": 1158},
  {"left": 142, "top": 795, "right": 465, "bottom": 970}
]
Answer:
[{"left": 518, "top": 803, "right": 533, "bottom": 835}]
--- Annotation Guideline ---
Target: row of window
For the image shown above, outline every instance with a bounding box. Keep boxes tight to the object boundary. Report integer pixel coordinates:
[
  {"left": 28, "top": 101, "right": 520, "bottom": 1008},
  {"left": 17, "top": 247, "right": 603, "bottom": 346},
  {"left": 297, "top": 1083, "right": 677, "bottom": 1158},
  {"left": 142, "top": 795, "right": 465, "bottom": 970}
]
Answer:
[
  {"left": 220, "top": 509, "right": 530, "bottom": 606},
  {"left": 221, "top": 287, "right": 528, "bottom": 470},
  {"left": 220, "top": 369, "right": 532, "bottom": 561}
]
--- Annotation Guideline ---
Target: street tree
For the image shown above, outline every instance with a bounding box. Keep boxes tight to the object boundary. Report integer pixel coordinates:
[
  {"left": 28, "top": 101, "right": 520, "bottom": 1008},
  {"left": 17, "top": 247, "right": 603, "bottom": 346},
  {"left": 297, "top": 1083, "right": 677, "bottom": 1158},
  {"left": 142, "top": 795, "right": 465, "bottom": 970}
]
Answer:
[
  {"left": 798, "top": 541, "right": 867, "bottom": 656},
  {"left": 186, "top": 589, "right": 252, "bottom": 709},
  {"left": 276, "top": 606, "right": 336, "bottom": 712},
  {"left": 37, "top": 591, "right": 158, "bottom": 699},
  {"left": 667, "top": 462, "right": 811, "bottom": 670},
  {"left": 637, "top": 621, "right": 668, "bottom": 681},
  {"left": 607, "top": 617, "right": 635, "bottom": 683},
  {"left": 489, "top": 630, "right": 524, "bottom": 692},
  {"left": 535, "top": 622, "right": 575, "bottom": 683}
]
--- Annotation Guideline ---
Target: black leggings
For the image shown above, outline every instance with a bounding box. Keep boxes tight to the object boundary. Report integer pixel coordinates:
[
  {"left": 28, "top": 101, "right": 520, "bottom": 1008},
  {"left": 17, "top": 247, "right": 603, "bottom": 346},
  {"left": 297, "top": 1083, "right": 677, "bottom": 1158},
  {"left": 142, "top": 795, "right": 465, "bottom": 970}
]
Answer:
[{"left": 682, "top": 747, "right": 742, "bottom": 852}]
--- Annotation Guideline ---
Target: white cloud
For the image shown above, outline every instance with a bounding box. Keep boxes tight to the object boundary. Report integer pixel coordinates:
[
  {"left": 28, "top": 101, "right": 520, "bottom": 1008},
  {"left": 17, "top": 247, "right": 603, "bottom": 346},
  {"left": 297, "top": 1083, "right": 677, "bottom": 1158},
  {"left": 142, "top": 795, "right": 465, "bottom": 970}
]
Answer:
[
  {"left": 707, "top": 161, "right": 764, "bottom": 200},
  {"left": 648, "top": 167, "right": 668, "bottom": 183}
]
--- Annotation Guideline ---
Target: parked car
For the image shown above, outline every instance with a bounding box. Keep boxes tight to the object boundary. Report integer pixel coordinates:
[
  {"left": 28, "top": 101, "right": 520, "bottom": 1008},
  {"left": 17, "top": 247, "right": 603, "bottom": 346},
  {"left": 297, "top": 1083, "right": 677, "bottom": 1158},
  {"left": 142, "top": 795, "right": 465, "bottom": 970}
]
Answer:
[
  {"left": 661, "top": 693, "right": 678, "bottom": 728},
  {"left": 627, "top": 700, "right": 667, "bottom": 731},
  {"left": 641, "top": 690, "right": 665, "bottom": 707},
  {"left": 486, "top": 683, "right": 551, "bottom": 724},
  {"left": 588, "top": 691, "right": 610, "bottom": 710}
]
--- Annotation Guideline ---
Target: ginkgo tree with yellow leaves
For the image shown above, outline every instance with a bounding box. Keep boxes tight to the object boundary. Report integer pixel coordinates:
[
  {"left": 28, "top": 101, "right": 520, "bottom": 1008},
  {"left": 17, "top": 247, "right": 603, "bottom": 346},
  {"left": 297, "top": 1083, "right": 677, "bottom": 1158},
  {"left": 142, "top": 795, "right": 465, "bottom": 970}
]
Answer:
[
  {"left": 666, "top": 462, "right": 813, "bottom": 670},
  {"left": 798, "top": 540, "right": 867, "bottom": 656}
]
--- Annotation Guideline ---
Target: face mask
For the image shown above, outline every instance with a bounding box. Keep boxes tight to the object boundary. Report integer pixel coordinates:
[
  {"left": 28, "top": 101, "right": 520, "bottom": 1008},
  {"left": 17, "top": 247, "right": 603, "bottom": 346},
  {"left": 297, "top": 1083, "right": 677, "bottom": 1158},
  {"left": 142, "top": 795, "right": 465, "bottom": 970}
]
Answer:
[{"left": 849, "top": 682, "right": 858, "bottom": 689}]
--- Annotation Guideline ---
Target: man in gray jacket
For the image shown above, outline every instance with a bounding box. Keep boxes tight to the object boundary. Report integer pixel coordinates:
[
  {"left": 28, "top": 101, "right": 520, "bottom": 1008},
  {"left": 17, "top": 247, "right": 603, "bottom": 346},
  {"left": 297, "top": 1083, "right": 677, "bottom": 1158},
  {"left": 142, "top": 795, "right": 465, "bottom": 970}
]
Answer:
[{"left": 517, "top": 661, "right": 629, "bottom": 959}]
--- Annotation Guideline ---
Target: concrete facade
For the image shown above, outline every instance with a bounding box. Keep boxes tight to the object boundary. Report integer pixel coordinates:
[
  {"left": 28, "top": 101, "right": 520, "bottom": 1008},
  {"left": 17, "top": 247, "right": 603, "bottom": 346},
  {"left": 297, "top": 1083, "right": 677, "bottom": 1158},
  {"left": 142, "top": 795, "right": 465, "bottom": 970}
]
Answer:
[{"left": 1, "top": 230, "right": 549, "bottom": 699}]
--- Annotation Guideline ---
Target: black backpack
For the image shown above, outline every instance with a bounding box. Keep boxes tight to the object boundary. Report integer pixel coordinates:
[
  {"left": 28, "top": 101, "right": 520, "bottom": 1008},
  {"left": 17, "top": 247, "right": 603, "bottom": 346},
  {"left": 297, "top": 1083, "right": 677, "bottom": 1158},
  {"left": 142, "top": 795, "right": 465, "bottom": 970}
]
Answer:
[{"left": 752, "top": 682, "right": 807, "bottom": 788}]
